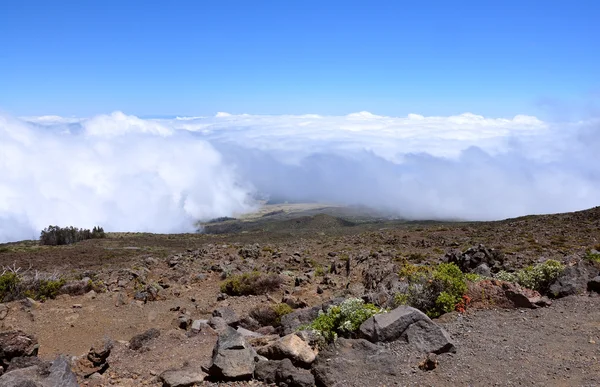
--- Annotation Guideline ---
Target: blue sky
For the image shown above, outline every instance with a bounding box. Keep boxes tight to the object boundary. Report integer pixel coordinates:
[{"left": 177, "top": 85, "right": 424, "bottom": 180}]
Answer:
[{"left": 0, "top": 0, "right": 598, "bottom": 118}]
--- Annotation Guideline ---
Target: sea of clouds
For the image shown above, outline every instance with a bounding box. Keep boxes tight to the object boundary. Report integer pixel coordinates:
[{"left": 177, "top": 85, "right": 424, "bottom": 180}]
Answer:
[{"left": 1, "top": 110, "right": 599, "bottom": 242}]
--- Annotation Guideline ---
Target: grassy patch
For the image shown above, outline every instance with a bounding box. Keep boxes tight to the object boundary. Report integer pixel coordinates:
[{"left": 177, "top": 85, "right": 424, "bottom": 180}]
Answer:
[
  {"left": 494, "top": 259, "right": 564, "bottom": 292},
  {"left": 303, "top": 298, "right": 384, "bottom": 342},
  {"left": 584, "top": 250, "right": 600, "bottom": 263},
  {"left": 220, "top": 271, "right": 283, "bottom": 296},
  {"left": 394, "top": 262, "right": 470, "bottom": 318}
]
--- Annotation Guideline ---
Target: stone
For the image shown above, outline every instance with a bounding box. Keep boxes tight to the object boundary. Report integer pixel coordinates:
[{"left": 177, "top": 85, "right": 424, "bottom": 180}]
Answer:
[
  {"left": 549, "top": 260, "right": 597, "bottom": 298},
  {"left": 207, "top": 327, "right": 255, "bottom": 380},
  {"left": 159, "top": 368, "right": 207, "bottom": 387},
  {"left": 0, "top": 355, "right": 78, "bottom": 387},
  {"left": 256, "top": 334, "right": 316, "bottom": 367},
  {"left": 255, "top": 359, "right": 315, "bottom": 387},
  {"left": 129, "top": 328, "right": 160, "bottom": 351},
  {"left": 402, "top": 320, "right": 456, "bottom": 354},
  {"left": 212, "top": 307, "right": 240, "bottom": 327},
  {"left": 236, "top": 327, "right": 262, "bottom": 338},
  {"left": 177, "top": 314, "right": 192, "bottom": 330},
  {"left": 0, "top": 331, "right": 39, "bottom": 368},
  {"left": 312, "top": 338, "right": 396, "bottom": 387},
  {"left": 275, "top": 358, "right": 315, "bottom": 387},
  {"left": 359, "top": 306, "right": 429, "bottom": 342},
  {"left": 587, "top": 276, "right": 600, "bottom": 293},
  {"left": 280, "top": 306, "right": 321, "bottom": 335},
  {"left": 254, "top": 360, "right": 280, "bottom": 384},
  {"left": 191, "top": 320, "right": 209, "bottom": 333},
  {"left": 418, "top": 353, "right": 438, "bottom": 371},
  {"left": 473, "top": 263, "right": 491, "bottom": 277},
  {"left": 208, "top": 316, "right": 229, "bottom": 334}
]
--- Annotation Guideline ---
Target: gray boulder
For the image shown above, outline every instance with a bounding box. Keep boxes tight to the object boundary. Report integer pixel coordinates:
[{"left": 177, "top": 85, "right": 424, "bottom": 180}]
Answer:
[
  {"left": 159, "top": 367, "right": 207, "bottom": 387},
  {"left": 359, "top": 306, "right": 429, "bottom": 342},
  {"left": 549, "top": 260, "right": 597, "bottom": 298},
  {"left": 254, "top": 359, "right": 314, "bottom": 387},
  {"left": 0, "top": 355, "right": 78, "bottom": 387},
  {"left": 312, "top": 338, "right": 396, "bottom": 387},
  {"left": 129, "top": 328, "right": 160, "bottom": 351},
  {"left": 0, "top": 331, "right": 39, "bottom": 368},
  {"left": 359, "top": 306, "right": 455, "bottom": 354},
  {"left": 402, "top": 320, "right": 456, "bottom": 354},
  {"left": 207, "top": 327, "right": 255, "bottom": 380},
  {"left": 212, "top": 307, "right": 240, "bottom": 327},
  {"left": 280, "top": 306, "right": 321, "bottom": 335},
  {"left": 588, "top": 276, "right": 600, "bottom": 293}
]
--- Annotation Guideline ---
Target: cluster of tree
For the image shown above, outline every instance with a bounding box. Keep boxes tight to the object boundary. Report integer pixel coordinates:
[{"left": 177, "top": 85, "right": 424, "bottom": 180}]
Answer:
[{"left": 39, "top": 225, "right": 106, "bottom": 246}]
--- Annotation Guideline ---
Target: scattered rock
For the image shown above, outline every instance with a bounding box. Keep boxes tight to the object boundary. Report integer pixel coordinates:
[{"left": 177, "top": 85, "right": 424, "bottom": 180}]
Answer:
[
  {"left": 359, "top": 306, "right": 429, "bottom": 343},
  {"left": 207, "top": 327, "right": 255, "bottom": 380},
  {"left": 0, "top": 355, "right": 78, "bottom": 387},
  {"left": 208, "top": 316, "right": 229, "bottom": 334},
  {"left": 280, "top": 306, "right": 321, "bottom": 335},
  {"left": 402, "top": 320, "right": 456, "bottom": 354},
  {"left": 445, "top": 244, "right": 505, "bottom": 273},
  {"left": 256, "top": 333, "right": 317, "bottom": 367},
  {"left": 129, "top": 328, "right": 160, "bottom": 351},
  {"left": 549, "top": 260, "right": 597, "bottom": 298},
  {"left": 159, "top": 367, "right": 207, "bottom": 387},
  {"left": 312, "top": 338, "right": 396, "bottom": 387},
  {"left": 0, "top": 331, "right": 39, "bottom": 368},
  {"left": 587, "top": 276, "right": 600, "bottom": 293},
  {"left": 418, "top": 353, "right": 438, "bottom": 371},
  {"left": 212, "top": 307, "right": 240, "bottom": 327}
]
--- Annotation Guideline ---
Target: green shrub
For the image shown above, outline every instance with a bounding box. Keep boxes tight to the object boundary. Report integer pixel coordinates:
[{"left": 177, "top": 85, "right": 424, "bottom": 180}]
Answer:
[
  {"left": 0, "top": 273, "right": 21, "bottom": 302},
  {"left": 495, "top": 260, "right": 564, "bottom": 292},
  {"left": 584, "top": 250, "right": 600, "bottom": 263},
  {"left": 220, "top": 271, "right": 283, "bottom": 296},
  {"left": 250, "top": 303, "right": 294, "bottom": 327},
  {"left": 394, "top": 262, "right": 470, "bottom": 318},
  {"left": 35, "top": 279, "right": 66, "bottom": 301},
  {"left": 304, "top": 298, "right": 384, "bottom": 342}
]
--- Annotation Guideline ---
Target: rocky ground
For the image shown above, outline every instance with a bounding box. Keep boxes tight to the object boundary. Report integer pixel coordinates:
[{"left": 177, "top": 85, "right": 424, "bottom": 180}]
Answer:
[{"left": 1, "top": 206, "right": 600, "bottom": 386}]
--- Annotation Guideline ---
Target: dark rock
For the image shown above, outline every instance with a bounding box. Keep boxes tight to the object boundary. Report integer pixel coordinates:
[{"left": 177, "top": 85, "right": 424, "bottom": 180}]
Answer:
[
  {"left": 208, "top": 316, "right": 230, "bottom": 334},
  {"left": 129, "top": 328, "right": 160, "bottom": 351},
  {"left": 237, "top": 316, "right": 261, "bottom": 331},
  {"left": 177, "top": 314, "right": 192, "bottom": 330},
  {"left": 402, "top": 320, "right": 456, "bottom": 354},
  {"left": 418, "top": 353, "right": 438, "bottom": 371},
  {"left": 445, "top": 244, "right": 505, "bottom": 273},
  {"left": 5, "top": 357, "right": 47, "bottom": 373},
  {"left": 588, "top": 276, "right": 600, "bottom": 293},
  {"left": 312, "top": 338, "right": 395, "bottom": 387},
  {"left": 473, "top": 263, "right": 491, "bottom": 277},
  {"left": 212, "top": 307, "right": 240, "bottom": 327},
  {"left": 0, "top": 355, "right": 78, "bottom": 387},
  {"left": 280, "top": 306, "right": 321, "bottom": 335},
  {"left": 549, "top": 260, "right": 597, "bottom": 298},
  {"left": 359, "top": 306, "right": 429, "bottom": 342},
  {"left": 0, "top": 331, "right": 39, "bottom": 368},
  {"left": 275, "top": 358, "right": 315, "bottom": 387},
  {"left": 254, "top": 360, "right": 280, "bottom": 384},
  {"left": 207, "top": 327, "right": 255, "bottom": 380}
]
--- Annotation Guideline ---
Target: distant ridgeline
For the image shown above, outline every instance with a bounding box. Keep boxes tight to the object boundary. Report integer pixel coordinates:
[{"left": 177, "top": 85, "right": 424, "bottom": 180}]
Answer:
[{"left": 39, "top": 225, "right": 106, "bottom": 246}]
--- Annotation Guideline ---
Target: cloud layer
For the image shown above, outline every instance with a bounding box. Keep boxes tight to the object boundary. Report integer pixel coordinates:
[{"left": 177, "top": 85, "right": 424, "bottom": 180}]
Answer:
[{"left": 1, "top": 110, "right": 599, "bottom": 242}]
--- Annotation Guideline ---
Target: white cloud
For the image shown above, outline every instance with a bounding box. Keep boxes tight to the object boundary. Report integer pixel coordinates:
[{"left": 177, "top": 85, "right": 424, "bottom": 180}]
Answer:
[{"left": 1, "top": 110, "right": 598, "bottom": 243}]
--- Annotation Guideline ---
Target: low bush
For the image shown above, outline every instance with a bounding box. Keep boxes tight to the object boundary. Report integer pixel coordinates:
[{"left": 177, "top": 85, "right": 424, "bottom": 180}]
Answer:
[
  {"left": 494, "top": 260, "right": 564, "bottom": 292},
  {"left": 0, "top": 270, "right": 66, "bottom": 302},
  {"left": 220, "top": 271, "right": 283, "bottom": 296},
  {"left": 40, "top": 225, "right": 106, "bottom": 246},
  {"left": 394, "top": 262, "right": 469, "bottom": 318},
  {"left": 304, "top": 298, "right": 384, "bottom": 342},
  {"left": 250, "top": 303, "right": 294, "bottom": 327},
  {"left": 584, "top": 250, "right": 600, "bottom": 263}
]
